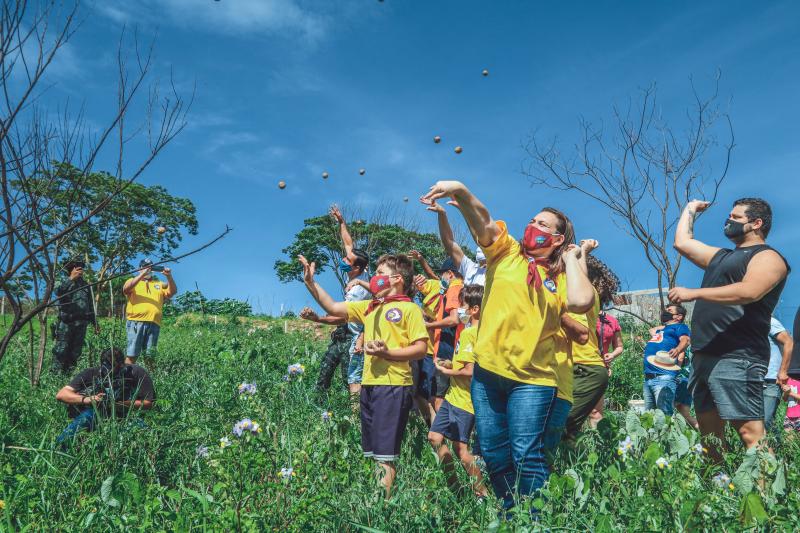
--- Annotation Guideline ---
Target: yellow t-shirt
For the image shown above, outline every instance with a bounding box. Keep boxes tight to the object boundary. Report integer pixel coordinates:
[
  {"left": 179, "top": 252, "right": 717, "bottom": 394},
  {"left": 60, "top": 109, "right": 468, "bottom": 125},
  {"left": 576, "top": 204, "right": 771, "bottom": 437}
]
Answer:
[
  {"left": 474, "top": 221, "right": 564, "bottom": 386},
  {"left": 570, "top": 291, "right": 603, "bottom": 366},
  {"left": 419, "top": 279, "right": 443, "bottom": 355},
  {"left": 346, "top": 300, "right": 429, "bottom": 386},
  {"left": 125, "top": 278, "right": 171, "bottom": 326},
  {"left": 445, "top": 325, "right": 478, "bottom": 414},
  {"left": 551, "top": 272, "right": 574, "bottom": 403}
]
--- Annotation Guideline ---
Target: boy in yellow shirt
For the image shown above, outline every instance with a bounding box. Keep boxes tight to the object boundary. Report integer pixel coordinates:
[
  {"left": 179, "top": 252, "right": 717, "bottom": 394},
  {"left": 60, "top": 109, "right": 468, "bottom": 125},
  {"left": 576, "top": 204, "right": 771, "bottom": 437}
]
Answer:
[
  {"left": 298, "top": 253, "right": 428, "bottom": 497},
  {"left": 430, "top": 284, "right": 487, "bottom": 497}
]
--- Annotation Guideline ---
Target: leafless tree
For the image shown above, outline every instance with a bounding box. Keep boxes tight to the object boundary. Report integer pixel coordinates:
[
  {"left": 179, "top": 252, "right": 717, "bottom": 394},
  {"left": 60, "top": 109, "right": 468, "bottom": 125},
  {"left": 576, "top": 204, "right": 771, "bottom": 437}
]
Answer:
[
  {"left": 522, "top": 74, "right": 734, "bottom": 306},
  {"left": 0, "top": 0, "right": 192, "bottom": 378}
]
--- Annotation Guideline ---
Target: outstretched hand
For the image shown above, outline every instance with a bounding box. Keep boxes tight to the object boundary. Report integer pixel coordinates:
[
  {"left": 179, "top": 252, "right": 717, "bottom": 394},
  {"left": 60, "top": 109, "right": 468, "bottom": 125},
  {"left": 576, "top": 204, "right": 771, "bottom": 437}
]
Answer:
[
  {"left": 420, "top": 181, "right": 464, "bottom": 206},
  {"left": 580, "top": 239, "right": 599, "bottom": 254},
  {"left": 425, "top": 200, "right": 446, "bottom": 214},
  {"left": 299, "top": 306, "right": 319, "bottom": 322},
  {"left": 408, "top": 250, "right": 424, "bottom": 262},
  {"left": 329, "top": 205, "right": 345, "bottom": 224},
  {"left": 668, "top": 286, "right": 696, "bottom": 304},
  {"left": 413, "top": 274, "right": 427, "bottom": 289},
  {"left": 297, "top": 255, "right": 316, "bottom": 285}
]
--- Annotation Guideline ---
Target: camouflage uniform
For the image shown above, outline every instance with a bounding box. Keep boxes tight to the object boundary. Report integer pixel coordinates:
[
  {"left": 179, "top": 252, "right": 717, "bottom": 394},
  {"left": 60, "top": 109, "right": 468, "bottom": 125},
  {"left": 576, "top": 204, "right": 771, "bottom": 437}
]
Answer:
[
  {"left": 315, "top": 325, "right": 352, "bottom": 392},
  {"left": 51, "top": 277, "right": 96, "bottom": 373}
]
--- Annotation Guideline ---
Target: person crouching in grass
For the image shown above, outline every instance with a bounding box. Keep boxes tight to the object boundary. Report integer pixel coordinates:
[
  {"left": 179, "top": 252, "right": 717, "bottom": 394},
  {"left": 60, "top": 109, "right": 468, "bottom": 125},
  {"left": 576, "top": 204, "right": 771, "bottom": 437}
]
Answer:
[
  {"left": 429, "top": 284, "right": 488, "bottom": 497},
  {"left": 298, "top": 253, "right": 428, "bottom": 498}
]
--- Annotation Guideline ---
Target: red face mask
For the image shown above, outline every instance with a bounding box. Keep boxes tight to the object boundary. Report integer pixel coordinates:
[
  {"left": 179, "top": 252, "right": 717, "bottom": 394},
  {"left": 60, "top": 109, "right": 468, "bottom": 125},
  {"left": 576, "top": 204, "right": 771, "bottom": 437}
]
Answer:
[
  {"left": 369, "top": 275, "right": 391, "bottom": 295},
  {"left": 522, "top": 224, "right": 557, "bottom": 252}
]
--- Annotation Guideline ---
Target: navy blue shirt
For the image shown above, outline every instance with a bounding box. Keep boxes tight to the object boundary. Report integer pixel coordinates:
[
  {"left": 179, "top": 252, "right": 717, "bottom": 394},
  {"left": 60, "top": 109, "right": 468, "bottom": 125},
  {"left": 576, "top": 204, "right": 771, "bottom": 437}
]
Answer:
[{"left": 643, "top": 323, "right": 691, "bottom": 376}]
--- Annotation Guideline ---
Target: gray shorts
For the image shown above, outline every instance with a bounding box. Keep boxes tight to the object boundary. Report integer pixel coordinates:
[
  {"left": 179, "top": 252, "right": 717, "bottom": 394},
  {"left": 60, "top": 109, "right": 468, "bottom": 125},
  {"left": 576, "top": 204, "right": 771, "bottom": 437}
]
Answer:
[
  {"left": 126, "top": 320, "right": 160, "bottom": 358},
  {"left": 689, "top": 353, "right": 766, "bottom": 421}
]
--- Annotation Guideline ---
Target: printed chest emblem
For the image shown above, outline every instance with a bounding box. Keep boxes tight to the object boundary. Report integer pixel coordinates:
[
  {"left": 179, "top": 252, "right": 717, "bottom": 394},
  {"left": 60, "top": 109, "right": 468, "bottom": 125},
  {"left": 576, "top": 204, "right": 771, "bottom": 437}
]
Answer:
[
  {"left": 543, "top": 278, "right": 557, "bottom": 293},
  {"left": 385, "top": 308, "right": 403, "bottom": 323},
  {"left": 649, "top": 331, "right": 664, "bottom": 343},
  {"left": 154, "top": 284, "right": 161, "bottom": 290}
]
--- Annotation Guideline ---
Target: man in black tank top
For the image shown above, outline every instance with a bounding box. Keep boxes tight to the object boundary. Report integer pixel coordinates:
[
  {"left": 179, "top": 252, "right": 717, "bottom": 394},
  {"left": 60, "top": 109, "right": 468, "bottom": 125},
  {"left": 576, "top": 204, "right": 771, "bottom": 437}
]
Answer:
[{"left": 669, "top": 197, "right": 789, "bottom": 460}]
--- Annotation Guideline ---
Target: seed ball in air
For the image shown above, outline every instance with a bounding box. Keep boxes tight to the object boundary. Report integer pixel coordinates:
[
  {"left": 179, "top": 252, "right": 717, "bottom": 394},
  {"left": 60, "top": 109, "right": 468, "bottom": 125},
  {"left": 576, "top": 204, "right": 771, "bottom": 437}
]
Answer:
[
  {"left": 156, "top": 226, "right": 167, "bottom": 235},
  {"left": 454, "top": 146, "right": 463, "bottom": 154},
  {"left": 322, "top": 171, "right": 329, "bottom": 179},
  {"left": 359, "top": 168, "right": 366, "bottom": 176},
  {"left": 482, "top": 69, "right": 489, "bottom": 77},
  {"left": 403, "top": 197, "right": 409, "bottom": 202},
  {"left": 434, "top": 136, "right": 441, "bottom": 144},
  {"left": 278, "top": 180, "right": 286, "bottom": 189}
]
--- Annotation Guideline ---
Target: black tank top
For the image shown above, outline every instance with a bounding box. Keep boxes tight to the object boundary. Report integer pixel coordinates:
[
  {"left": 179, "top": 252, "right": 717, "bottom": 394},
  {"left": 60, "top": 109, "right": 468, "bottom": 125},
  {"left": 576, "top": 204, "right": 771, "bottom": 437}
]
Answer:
[{"left": 692, "top": 245, "right": 789, "bottom": 362}]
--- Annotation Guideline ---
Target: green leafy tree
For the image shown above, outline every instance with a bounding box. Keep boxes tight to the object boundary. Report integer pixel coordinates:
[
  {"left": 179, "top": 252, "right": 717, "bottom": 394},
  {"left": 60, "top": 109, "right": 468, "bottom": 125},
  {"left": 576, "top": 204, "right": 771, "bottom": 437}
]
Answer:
[
  {"left": 274, "top": 213, "right": 456, "bottom": 290},
  {"left": 23, "top": 163, "right": 199, "bottom": 312}
]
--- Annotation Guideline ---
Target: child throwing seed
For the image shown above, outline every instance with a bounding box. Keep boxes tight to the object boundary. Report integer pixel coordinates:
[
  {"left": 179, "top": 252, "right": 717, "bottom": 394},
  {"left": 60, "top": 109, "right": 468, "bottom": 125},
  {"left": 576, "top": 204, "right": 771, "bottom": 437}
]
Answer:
[
  {"left": 429, "top": 284, "right": 488, "bottom": 497},
  {"left": 298, "top": 253, "right": 428, "bottom": 498}
]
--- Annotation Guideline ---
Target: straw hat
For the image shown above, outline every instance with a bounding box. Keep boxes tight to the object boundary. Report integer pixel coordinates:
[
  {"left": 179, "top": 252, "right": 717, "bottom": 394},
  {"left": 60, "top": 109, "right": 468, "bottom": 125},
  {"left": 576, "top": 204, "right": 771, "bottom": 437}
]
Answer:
[{"left": 646, "top": 350, "right": 681, "bottom": 371}]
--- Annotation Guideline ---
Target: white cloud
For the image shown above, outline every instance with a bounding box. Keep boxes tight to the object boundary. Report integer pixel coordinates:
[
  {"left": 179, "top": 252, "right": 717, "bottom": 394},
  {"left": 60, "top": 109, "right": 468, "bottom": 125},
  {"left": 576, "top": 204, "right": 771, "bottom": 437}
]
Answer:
[{"left": 90, "top": 0, "right": 329, "bottom": 43}]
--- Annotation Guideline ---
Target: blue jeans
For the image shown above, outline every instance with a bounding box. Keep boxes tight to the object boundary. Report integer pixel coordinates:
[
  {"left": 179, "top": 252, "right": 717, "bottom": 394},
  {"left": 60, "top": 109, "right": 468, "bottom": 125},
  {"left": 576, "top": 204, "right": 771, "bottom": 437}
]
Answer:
[
  {"left": 644, "top": 374, "right": 677, "bottom": 415},
  {"left": 57, "top": 408, "right": 97, "bottom": 444},
  {"left": 763, "top": 382, "right": 782, "bottom": 433},
  {"left": 471, "top": 364, "right": 556, "bottom": 512},
  {"left": 543, "top": 397, "right": 572, "bottom": 454}
]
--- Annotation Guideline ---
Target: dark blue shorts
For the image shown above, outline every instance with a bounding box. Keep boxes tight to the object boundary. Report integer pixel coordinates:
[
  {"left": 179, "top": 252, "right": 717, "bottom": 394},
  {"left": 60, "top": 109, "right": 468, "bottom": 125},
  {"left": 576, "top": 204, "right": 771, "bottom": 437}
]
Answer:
[
  {"left": 412, "top": 355, "right": 436, "bottom": 400},
  {"left": 360, "top": 385, "right": 413, "bottom": 461},
  {"left": 675, "top": 376, "right": 692, "bottom": 406},
  {"left": 429, "top": 400, "right": 475, "bottom": 444}
]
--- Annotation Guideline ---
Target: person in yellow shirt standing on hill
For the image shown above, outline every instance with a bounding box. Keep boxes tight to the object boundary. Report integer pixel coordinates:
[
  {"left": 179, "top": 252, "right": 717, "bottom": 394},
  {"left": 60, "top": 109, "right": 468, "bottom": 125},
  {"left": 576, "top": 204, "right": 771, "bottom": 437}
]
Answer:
[
  {"left": 298, "top": 252, "right": 428, "bottom": 498},
  {"left": 564, "top": 252, "right": 622, "bottom": 441},
  {"left": 429, "top": 283, "right": 488, "bottom": 498},
  {"left": 420, "top": 181, "right": 595, "bottom": 517},
  {"left": 123, "top": 259, "right": 177, "bottom": 367}
]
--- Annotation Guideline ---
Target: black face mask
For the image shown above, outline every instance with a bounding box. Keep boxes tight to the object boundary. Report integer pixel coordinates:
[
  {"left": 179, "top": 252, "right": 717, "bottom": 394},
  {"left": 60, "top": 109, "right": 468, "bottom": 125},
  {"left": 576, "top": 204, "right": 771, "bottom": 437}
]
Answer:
[
  {"left": 660, "top": 310, "right": 674, "bottom": 324},
  {"left": 723, "top": 218, "right": 747, "bottom": 240}
]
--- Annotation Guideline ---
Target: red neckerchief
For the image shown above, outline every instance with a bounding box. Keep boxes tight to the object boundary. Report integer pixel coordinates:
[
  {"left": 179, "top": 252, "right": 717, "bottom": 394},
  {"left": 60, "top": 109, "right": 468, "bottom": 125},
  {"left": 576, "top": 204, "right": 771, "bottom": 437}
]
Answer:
[
  {"left": 365, "top": 294, "right": 412, "bottom": 316},
  {"left": 521, "top": 249, "right": 550, "bottom": 290}
]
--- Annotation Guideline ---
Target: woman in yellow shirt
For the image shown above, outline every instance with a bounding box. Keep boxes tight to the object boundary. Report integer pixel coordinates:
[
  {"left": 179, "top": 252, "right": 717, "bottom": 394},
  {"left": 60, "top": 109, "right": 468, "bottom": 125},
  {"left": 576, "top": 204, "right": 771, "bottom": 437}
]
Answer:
[{"left": 421, "top": 181, "right": 595, "bottom": 515}]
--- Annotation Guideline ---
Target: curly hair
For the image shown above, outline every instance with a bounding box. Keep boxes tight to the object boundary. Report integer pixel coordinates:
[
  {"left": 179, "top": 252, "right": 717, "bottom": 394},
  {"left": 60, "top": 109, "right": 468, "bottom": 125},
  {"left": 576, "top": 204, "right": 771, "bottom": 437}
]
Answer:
[{"left": 586, "top": 255, "right": 620, "bottom": 308}]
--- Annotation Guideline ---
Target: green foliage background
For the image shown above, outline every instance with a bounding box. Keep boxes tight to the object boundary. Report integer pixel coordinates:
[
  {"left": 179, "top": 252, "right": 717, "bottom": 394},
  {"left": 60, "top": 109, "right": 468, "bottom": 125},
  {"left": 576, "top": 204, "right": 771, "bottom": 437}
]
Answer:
[{"left": 1, "top": 317, "right": 799, "bottom": 531}]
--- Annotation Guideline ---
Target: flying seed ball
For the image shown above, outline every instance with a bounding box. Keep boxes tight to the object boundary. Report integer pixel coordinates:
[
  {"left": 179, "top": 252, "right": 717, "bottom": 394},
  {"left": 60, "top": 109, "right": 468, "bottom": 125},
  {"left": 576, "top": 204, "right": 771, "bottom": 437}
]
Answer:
[
  {"left": 156, "top": 226, "right": 167, "bottom": 235},
  {"left": 322, "top": 171, "right": 329, "bottom": 179},
  {"left": 434, "top": 135, "right": 441, "bottom": 144},
  {"left": 359, "top": 168, "right": 366, "bottom": 176},
  {"left": 403, "top": 197, "right": 409, "bottom": 202},
  {"left": 454, "top": 146, "right": 463, "bottom": 154},
  {"left": 278, "top": 180, "right": 286, "bottom": 189},
  {"left": 482, "top": 69, "right": 489, "bottom": 77}
]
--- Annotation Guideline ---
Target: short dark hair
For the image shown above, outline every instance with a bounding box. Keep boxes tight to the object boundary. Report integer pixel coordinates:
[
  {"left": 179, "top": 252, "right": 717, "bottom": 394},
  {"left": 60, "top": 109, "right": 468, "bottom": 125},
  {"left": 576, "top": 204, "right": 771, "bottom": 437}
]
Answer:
[
  {"left": 376, "top": 254, "right": 414, "bottom": 297},
  {"left": 667, "top": 303, "right": 688, "bottom": 322},
  {"left": 352, "top": 249, "right": 369, "bottom": 271},
  {"left": 100, "top": 347, "right": 124, "bottom": 367},
  {"left": 734, "top": 197, "right": 772, "bottom": 238},
  {"left": 460, "top": 284, "right": 484, "bottom": 308}
]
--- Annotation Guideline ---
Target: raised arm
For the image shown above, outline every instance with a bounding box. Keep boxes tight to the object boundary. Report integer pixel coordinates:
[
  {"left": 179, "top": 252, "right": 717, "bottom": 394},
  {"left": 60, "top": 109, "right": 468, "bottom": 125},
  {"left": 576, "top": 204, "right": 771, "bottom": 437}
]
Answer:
[
  {"left": 669, "top": 250, "right": 788, "bottom": 306},
  {"left": 163, "top": 268, "right": 177, "bottom": 298},
  {"left": 564, "top": 243, "right": 596, "bottom": 314},
  {"left": 426, "top": 202, "right": 465, "bottom": 267},
  {"left": 408, "top": 250, "right": 438, "bottom": 280},
  {"left": 123, "top": 270, "right": 149, "bottom": 296},
  {"left": 298, "top": 255, "right": 348, "bottom": 318},
  {"left": 421, "top": 181, "right": 500, "bottom": 247},
  {"left": 330, "top": 205, "right": 355, "bottom": 259},
  {"left": 674, "top": 200, "right": 721, "bottom": 269}
]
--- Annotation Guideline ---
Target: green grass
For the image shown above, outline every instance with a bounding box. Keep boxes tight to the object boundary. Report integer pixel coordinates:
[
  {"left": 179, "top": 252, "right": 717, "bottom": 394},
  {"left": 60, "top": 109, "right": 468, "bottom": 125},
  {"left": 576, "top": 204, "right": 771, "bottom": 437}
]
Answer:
[{"left": 1, "top": 316, "right": 799, "bottom": 531}]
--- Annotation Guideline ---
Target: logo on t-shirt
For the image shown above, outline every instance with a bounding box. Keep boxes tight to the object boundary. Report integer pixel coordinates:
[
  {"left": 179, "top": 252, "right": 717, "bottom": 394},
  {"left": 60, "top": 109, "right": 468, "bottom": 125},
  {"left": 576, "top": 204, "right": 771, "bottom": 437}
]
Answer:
[
  {"left": 154, "top": 284, "right": 161, "bottom": 290},
  {"left": 649, "top": 331, "right": 664, "bottom": 343},
  {"left": 385, "top": 308, "right": 403, "bottom": 323},
  {"left": 544, "top": 279, "right": 557, "bottom": 293}
]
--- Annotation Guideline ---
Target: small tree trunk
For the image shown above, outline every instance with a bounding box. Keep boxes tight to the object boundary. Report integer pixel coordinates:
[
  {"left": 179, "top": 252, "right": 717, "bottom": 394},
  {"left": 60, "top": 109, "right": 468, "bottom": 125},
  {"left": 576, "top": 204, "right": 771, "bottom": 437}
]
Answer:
[
  {"left": 27, "top": 320, "right": 34, "bottom": 384},
  {"left": 33, "top": 309, "right": 48, "bottom": 386}
]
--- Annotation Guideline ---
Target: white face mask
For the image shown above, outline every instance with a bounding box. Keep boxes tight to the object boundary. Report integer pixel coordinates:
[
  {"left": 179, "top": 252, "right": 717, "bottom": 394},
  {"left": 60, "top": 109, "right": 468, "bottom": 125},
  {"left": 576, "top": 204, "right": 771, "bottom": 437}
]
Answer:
[{"left": 457, "top": 307, "right": 471, "bottom": 324}]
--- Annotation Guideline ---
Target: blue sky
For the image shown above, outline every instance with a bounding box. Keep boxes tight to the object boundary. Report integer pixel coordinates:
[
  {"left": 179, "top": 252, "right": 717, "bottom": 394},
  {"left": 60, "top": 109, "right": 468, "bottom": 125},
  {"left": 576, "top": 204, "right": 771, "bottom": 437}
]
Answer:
[{"left": 36, "top": 1, "right": 800, "bottom": 321}]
